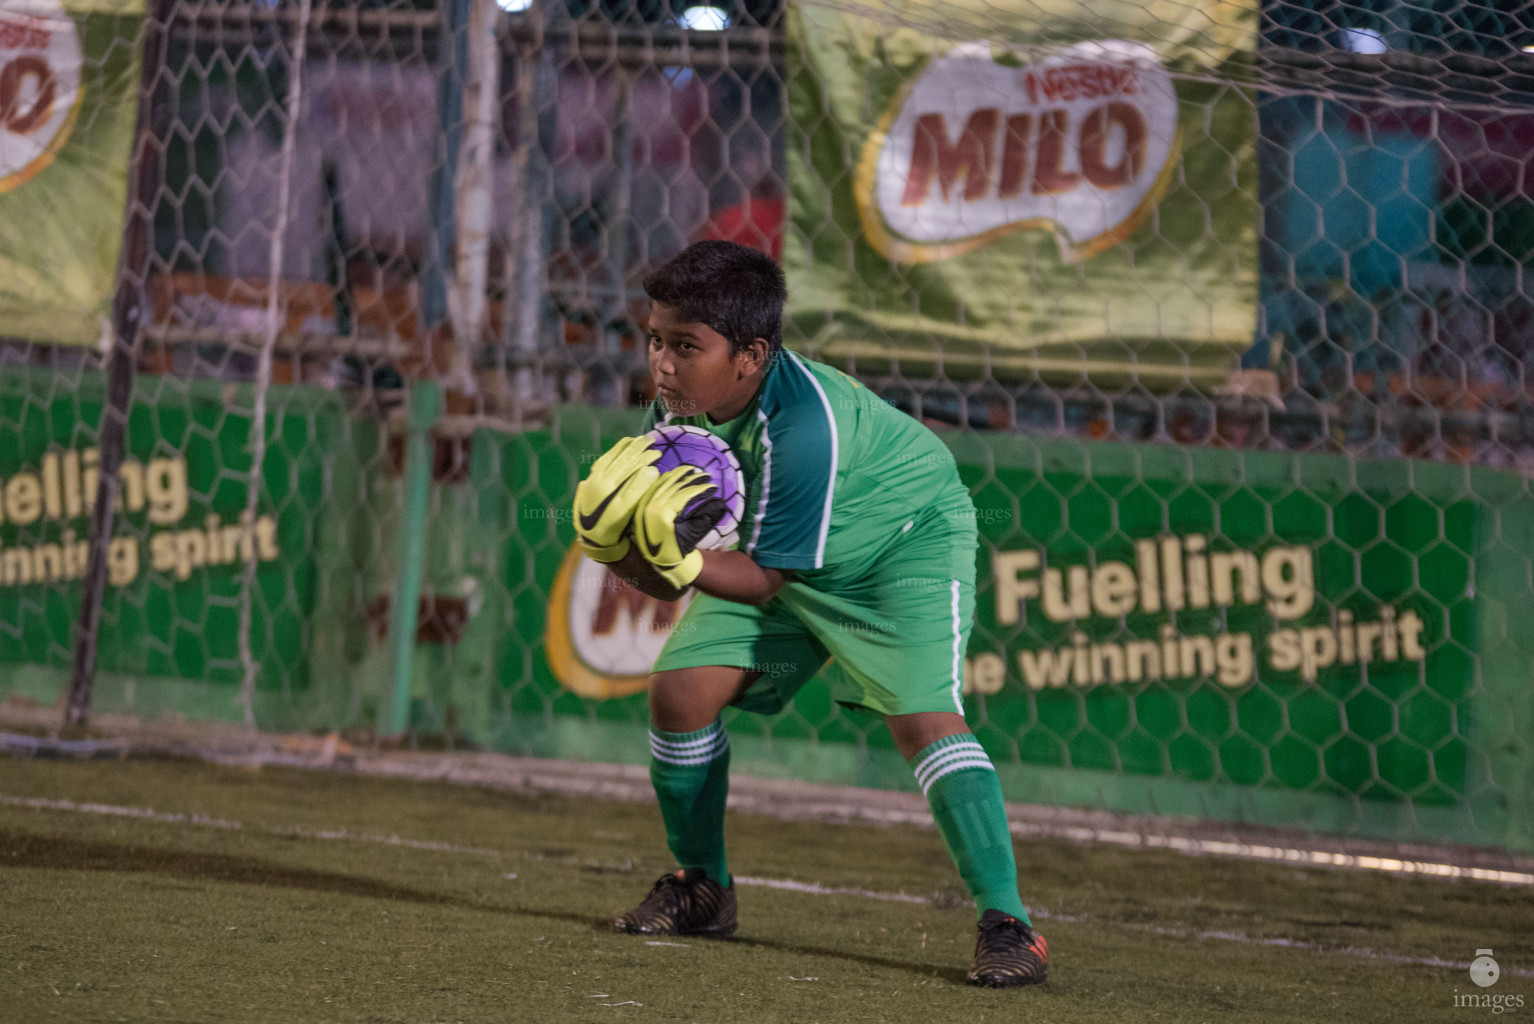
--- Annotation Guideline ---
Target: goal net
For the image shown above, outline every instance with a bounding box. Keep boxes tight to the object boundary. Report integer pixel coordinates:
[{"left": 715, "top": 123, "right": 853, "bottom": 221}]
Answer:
[{"left": 1, "top": 0, "right": 1531, "bottom": 856}]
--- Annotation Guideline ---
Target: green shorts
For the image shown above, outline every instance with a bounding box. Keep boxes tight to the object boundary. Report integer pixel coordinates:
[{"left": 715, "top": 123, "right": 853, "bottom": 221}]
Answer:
[{"left": 652, "top": 509, "right": 977, "bottom": 717}]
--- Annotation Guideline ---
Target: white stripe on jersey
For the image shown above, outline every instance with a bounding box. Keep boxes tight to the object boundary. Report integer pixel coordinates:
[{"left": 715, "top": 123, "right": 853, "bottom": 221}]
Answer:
[
  {"left": 747, "top": 408, "right": 774, "bottom": 555},
  {"left": 787, "top": 352, "right": 838, "bottom": 569},
  {"left": 950, "top": 579, "right": 963, "bottom": 713}
]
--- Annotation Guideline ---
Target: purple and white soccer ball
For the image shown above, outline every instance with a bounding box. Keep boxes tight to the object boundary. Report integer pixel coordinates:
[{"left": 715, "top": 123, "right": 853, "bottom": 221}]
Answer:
[{"left": 643, "top": 424, "right": 746, "bottom": 552}]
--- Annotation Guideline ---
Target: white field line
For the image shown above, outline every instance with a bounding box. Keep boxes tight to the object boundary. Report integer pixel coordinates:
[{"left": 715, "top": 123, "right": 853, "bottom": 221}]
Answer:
[
  {"left": 0, "top": 793, "right": 499, "bottom": 857},
  {"left": 1021, "top": 823, "right": 1534, "bottom": 887},
  {"left": 6, "top": 720, "right": 1532, "bottom": 889},
  {"left": 4, "top": 789, "right": 1530, "bottom": 979},
  {"left": 1027, "top": 905, "right": 1534, "bottom": 978},
  {"left": 755, "top": 801, "right": 1534, "bottom": 888},
  {"left": 1125, "top": 921, "right": 1534, "bottom": 978},
  {"left": 0, "top": 793, "right": 244, "bottom": 830},
  {"left": 733, "top": 876, "right": 928, "bottom": 904}
]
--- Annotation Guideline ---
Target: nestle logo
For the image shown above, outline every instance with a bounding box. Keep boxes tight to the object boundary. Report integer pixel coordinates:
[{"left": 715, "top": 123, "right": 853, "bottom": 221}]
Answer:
[
  {"left": 0, "top": 20, "right": 52, "bottom": 50},
  {"left": 857, "top": 39, "right": 1180, "bottom": 264},
  {"left": 1023, "top": 63, "right": 1139, "bottom": 105}
]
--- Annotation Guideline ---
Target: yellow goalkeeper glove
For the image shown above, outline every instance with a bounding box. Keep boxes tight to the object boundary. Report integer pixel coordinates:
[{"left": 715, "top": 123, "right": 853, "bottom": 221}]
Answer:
[
  {"left": 634, "top": 467, "right": 730, "bottom": 589},
  {"left": 573, "top": 436, "right": 662, "bottom": 563}
]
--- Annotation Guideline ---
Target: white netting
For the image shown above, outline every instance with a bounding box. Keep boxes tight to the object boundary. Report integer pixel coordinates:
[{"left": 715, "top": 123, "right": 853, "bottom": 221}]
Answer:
[{"left": 1, "top": 0, "right": 1531, "bottom": 856}]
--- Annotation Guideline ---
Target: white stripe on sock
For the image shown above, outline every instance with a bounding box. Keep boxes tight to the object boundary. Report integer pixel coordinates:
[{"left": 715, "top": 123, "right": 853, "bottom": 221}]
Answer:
[
  {"left": 647, "top": 748, "right": 730, "bottom": 763},
  {"left": 650, "top": 735, "right": 728, "bottom": 754},
  {"left": 649, "top": 722, "right": 724, "bottom": 747},
  {"left": 912, "top": 741, "right": 986, "bottom": 780},
  {"left": 649, "top": 732, "right": 723, "bottom": 753},
  {"left": 919, "top": 757, "right": 996, "bottom": 794},
  {"left": 912, "top": 738, "right": 984, "bottom": 771},
  {"left": 650, "top": 749, "right": 729, "bottom": 767},
  {"left": 913, "top": 743, "right": 989, "bottom": 788},
  {"left": 650, "top": 727, "right": 729, "bottom": 766}
]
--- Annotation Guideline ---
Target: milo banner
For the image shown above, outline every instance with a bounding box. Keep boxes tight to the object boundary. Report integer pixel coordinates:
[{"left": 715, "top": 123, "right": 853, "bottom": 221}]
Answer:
[
  {"left": 785, "top": 0, "right": 1259, "bottom": 384},
  {"left": 0, "top": 0, "right": 142, "bottom": 346}
]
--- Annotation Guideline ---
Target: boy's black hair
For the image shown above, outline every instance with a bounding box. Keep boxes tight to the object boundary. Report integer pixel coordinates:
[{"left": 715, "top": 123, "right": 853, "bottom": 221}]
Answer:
[{"left": 643, "top": 240, "right": 786, "bottom": 358}]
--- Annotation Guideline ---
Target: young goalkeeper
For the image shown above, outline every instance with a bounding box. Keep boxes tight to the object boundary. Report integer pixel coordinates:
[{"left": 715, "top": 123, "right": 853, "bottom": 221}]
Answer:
[{"left": 571, "top": 240, "right": 1047, "bottom": 987}]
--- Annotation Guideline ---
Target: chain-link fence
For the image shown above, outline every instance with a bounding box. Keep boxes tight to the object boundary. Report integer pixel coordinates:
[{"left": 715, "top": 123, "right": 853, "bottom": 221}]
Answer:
[{"left": 2, "top": 0, "right": 1532, "bottom": 856}]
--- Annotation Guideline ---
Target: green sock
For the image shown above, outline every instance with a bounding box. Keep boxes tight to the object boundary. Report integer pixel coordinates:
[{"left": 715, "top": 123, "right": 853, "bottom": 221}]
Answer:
[
  {"left": 912, "top": 734, "right": 1031, "bottom": 924},
  {"left": 649, "top": 720, "right": 732, "bottom": 887}
]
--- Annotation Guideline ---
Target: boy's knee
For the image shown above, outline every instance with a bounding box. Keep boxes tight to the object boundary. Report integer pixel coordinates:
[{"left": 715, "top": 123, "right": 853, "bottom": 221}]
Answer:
[
  {"left": 648, "top": 675, "right": 708, "bottom": 732},
  {"left": 886, "top": 710, "right": 971, "bottom": 761},
  {"left": 648, "top": 666, "right": 757, "bottom": 732}
]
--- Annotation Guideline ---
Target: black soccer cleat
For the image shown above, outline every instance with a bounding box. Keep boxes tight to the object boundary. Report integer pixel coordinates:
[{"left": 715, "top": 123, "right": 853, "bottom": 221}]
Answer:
[
  {"left": 967, "top": 909, "right": 1048, "bottom": 988},
  {"left": 612, "top": 869, "right": 738, "bottom": 938}
]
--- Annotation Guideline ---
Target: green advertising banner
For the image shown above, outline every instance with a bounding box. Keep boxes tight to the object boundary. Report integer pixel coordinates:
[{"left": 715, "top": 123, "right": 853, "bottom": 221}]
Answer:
[
  {"left": 4, "top": 393, "right": 1527, "bottom": 853},
  {"left": 0, "top": 370, "right": 342, "bottom": 705},
  {"left": 948, "top": 436, "right": 1530, "bottom": 847},
  {"left": 513, "top": 408, "right": 1532, "bottom": 852},
  {"left": 0, "top": 0, "right": 142, "bottom": 346},
  {"left": 785, "top": 0, "right": 1259, "bottom": 384}
]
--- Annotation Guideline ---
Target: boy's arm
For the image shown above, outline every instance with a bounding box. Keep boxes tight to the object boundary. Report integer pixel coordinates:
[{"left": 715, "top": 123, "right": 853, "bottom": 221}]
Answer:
[{"left": 693, "top": 549, "right": 786, "bottom": 606}]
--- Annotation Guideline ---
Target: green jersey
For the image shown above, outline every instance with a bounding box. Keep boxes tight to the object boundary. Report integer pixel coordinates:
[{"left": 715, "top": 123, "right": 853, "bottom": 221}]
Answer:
[{"left": 643, "top": 351, "right": 976, "bottom": 590}]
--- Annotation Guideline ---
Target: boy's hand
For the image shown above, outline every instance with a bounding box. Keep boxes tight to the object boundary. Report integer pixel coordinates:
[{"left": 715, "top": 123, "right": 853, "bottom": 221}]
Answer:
[
  {"left": 635, "top": 467, "right": 729, "bottom": 588},
  {"left": 573, "top": 436, "right": 662, "bottom": 563}
]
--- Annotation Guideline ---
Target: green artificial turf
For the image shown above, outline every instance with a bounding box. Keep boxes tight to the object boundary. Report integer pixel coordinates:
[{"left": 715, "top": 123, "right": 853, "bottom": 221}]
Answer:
[{"left": 1, "top": 757, "right": 1529, "bottom": 1023}]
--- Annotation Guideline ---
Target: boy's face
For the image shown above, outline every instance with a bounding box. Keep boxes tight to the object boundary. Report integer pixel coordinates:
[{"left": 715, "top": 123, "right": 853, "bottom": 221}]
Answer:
[{"left": 646, "top": 302, "right": 768, "bottom": 421}]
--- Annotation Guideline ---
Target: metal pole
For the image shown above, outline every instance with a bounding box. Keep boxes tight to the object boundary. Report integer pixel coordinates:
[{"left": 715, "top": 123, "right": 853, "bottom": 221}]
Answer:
[
  {"left": 598, "top": 71, "right": 633, "bottom": 406},
  {"left": 422, "top": 0, "right": 468, "bottom": 336},
  {"left": 384, "top": 378, "right": 442, "bottom": 736},
  {"left": 507, "top": 7, "right": 557, "bottom": 413},
  {"left": 447, "top": 0, "right": 500, "bottom": 392},
  {"left": 63, "top": 0, "right": 173, "bottom": 734},
  {"left": 239, "top": 0, "right": 313, "bottom": 729},
  {"left": 382, "top": 0, "right": 469, "bottom": 736}
]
